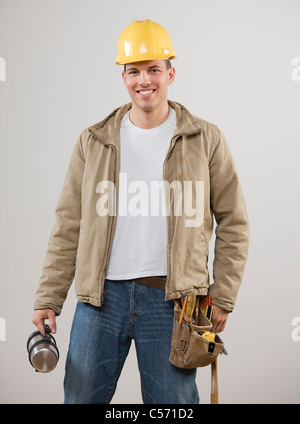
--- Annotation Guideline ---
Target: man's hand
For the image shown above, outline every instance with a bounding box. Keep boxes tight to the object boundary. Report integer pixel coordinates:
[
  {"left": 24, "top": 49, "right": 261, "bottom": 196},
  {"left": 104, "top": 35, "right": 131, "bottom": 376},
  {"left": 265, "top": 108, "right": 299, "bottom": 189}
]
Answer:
[
  {"left": 211, "top": 305, "right": 229, "bottom": 333},
  {"left": 32, "top": 309, "right": 57, "bottom": 335}
]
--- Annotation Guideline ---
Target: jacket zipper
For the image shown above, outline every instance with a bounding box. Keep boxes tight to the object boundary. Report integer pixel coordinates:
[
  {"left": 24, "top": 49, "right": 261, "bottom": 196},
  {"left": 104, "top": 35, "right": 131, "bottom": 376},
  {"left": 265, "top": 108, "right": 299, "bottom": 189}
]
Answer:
[
  {"left": 99, "top": 143, "right": 118, "bottom": 303},
  {"left": 163, "top": 135, "right": 179, "bottom": 292},
  {"left": 162, "top": 130, "right": 200, "bottom": 294}
]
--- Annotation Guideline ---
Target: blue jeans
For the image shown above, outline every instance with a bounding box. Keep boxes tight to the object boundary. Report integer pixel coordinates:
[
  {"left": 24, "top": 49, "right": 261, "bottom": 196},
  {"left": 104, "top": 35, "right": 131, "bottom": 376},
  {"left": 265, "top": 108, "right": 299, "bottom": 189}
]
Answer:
[{"left": 64, "top": 279, "right": 199, "bottom": 404}]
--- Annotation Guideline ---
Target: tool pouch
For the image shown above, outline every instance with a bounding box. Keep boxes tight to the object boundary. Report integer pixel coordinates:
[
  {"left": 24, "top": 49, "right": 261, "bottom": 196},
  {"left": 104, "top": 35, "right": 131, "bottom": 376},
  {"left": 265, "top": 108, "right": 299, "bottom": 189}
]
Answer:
[{"left": 169, "top": 300, "right": 225, "bottom": 369}]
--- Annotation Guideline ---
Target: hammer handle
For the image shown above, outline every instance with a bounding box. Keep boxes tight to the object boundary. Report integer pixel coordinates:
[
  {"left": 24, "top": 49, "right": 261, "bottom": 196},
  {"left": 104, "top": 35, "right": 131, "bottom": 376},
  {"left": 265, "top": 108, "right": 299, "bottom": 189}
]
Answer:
[{"left": 211, "top": 358, "right": 219, "bottom": 404}]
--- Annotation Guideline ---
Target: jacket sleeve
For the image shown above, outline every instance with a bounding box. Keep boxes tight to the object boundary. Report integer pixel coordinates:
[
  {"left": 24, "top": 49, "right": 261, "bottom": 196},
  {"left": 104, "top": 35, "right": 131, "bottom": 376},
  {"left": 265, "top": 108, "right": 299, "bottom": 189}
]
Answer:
[
  {"left": 34, "top": 134, "right": 86, "bottom": 316},
  {"left": 208, "top": 127, "right": 250, "bottom": 312}
]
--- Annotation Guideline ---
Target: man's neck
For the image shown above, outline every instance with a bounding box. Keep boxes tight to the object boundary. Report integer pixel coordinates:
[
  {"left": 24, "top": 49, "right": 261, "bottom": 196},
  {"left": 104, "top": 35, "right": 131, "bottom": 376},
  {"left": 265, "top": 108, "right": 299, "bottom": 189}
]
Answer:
[{"left": 129, "top": 102, "right": 170, "bottom": 129}]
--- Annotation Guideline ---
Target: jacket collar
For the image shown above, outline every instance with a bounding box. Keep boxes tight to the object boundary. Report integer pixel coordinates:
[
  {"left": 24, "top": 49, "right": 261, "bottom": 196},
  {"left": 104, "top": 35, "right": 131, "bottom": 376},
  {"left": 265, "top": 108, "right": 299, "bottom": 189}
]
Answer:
[{"left": 88, "top": 100, "right": 202, "bottom": 146}]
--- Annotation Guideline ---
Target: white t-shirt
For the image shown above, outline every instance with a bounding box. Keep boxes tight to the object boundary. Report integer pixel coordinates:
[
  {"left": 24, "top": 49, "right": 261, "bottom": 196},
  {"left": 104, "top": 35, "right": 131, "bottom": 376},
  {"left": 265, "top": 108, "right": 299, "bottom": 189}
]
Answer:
[{"left": 106, "top": 107, "right": 177, "bottom": 280}]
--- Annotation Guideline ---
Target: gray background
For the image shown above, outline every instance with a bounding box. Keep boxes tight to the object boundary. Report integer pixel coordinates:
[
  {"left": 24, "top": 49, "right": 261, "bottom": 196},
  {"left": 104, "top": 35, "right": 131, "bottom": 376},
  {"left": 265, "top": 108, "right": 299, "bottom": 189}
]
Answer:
[{"left": 0, "top": 0, "right": 300, "bottom": 404}]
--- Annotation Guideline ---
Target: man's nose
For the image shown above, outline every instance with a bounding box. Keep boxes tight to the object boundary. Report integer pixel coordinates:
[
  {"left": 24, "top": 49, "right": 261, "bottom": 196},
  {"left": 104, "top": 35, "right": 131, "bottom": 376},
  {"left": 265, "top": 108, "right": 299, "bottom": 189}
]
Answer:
[{"left": 138, "top": 71, "right": 151, "bottom": 86}]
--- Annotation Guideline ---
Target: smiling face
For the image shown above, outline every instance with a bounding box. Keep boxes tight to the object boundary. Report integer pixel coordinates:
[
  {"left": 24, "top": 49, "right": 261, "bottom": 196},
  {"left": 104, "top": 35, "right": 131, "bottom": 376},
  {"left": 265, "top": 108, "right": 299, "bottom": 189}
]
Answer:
[{"left": 122, "top": 60, "right": 175, "bottom": 113}]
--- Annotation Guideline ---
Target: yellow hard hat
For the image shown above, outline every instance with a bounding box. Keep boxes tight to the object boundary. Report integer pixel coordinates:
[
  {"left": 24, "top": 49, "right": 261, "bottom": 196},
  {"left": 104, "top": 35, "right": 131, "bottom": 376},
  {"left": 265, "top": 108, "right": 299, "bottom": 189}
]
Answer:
[{"left": 116, "top": 19, "right": 176, "bottom": 65}]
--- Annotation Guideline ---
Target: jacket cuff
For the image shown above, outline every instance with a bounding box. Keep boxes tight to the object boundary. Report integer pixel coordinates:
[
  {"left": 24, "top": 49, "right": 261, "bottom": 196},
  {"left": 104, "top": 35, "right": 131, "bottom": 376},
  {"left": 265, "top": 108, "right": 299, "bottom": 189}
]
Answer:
[
  {"left": 208, "top": 285, "right": 235, "bottom": 313},
  {"left": 33, "top": 301, "right": 62, "bottom": 316}
]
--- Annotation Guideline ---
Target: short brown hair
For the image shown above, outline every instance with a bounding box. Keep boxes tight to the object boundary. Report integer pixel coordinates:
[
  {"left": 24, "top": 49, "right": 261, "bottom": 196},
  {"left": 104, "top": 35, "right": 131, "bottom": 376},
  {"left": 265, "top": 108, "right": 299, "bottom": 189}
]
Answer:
[{"left": 124, "top": 59, "right": 172, "bottom": 72}]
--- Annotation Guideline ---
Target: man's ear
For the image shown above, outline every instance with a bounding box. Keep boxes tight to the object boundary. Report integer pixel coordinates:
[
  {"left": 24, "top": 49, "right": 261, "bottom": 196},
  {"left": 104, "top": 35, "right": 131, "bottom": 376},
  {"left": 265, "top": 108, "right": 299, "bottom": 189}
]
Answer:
[{"left": 168, "top": 67, "right": 175, "bottom": 86}]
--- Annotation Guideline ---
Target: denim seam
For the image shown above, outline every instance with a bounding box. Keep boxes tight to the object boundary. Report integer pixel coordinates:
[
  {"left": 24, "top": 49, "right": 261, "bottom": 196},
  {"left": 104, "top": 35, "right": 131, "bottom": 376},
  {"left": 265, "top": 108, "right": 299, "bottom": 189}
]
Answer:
[{"left": 104, "top": 341, "right": 130, "bottom": 404}]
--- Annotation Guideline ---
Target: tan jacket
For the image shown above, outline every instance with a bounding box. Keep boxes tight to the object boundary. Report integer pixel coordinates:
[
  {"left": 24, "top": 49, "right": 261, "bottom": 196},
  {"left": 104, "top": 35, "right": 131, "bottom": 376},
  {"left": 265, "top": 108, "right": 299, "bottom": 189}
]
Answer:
[{"left": 34, "top": 101, "right": 249, "bottom": 315}]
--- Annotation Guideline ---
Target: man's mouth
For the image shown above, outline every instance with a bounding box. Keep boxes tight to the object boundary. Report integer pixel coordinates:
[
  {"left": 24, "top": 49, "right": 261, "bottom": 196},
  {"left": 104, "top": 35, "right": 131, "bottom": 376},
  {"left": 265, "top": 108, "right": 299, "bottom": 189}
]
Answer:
[{"left": 135, "top": 89, "right": 156, "bottom": 97}]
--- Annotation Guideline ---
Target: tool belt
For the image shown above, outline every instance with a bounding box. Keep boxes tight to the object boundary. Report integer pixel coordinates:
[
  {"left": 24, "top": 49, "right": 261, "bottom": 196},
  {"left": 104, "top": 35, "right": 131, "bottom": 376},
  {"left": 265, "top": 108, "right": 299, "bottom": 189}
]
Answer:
[{"left": 169, "top": 299, "right": 225, "bottom": 369}]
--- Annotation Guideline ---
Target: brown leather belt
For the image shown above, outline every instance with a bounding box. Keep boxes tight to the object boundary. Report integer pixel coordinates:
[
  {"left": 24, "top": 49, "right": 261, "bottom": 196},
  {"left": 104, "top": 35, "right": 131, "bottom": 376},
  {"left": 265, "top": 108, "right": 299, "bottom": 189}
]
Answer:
[{"left": 133, "top": 276, "right": 167, "bottom": 290}]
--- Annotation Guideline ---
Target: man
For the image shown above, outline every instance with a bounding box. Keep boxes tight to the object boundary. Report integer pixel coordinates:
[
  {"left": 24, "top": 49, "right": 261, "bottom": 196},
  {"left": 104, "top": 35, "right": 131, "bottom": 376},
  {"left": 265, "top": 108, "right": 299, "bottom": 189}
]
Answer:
[{"left": 32, "top": 20, "right": 249, "bottom": 404}]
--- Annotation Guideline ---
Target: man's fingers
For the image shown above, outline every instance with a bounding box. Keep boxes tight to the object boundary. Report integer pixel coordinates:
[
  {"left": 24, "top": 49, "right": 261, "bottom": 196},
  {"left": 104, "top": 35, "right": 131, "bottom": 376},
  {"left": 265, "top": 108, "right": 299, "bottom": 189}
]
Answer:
[
  {"left": 32, "top": 309, "right": 57, "bottom": 335},
  {"left": 211, "top": 305, "right": 229, "bottom": 334},
  {"left": 213, "top": 320, "right": 224, "bottom": 334},
  {"left": 48, "top": 310, "right": 57, "bottom": 334},
  {"left": 33, "top": 315, "right": 45, "bottom": 335}
]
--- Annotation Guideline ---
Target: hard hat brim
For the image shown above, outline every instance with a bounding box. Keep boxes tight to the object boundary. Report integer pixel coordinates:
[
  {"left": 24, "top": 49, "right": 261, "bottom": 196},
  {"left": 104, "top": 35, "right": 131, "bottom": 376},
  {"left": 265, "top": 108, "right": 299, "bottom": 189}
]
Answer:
[{"left": 116, "top": 52, "right": 176, "bottom": 65}]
